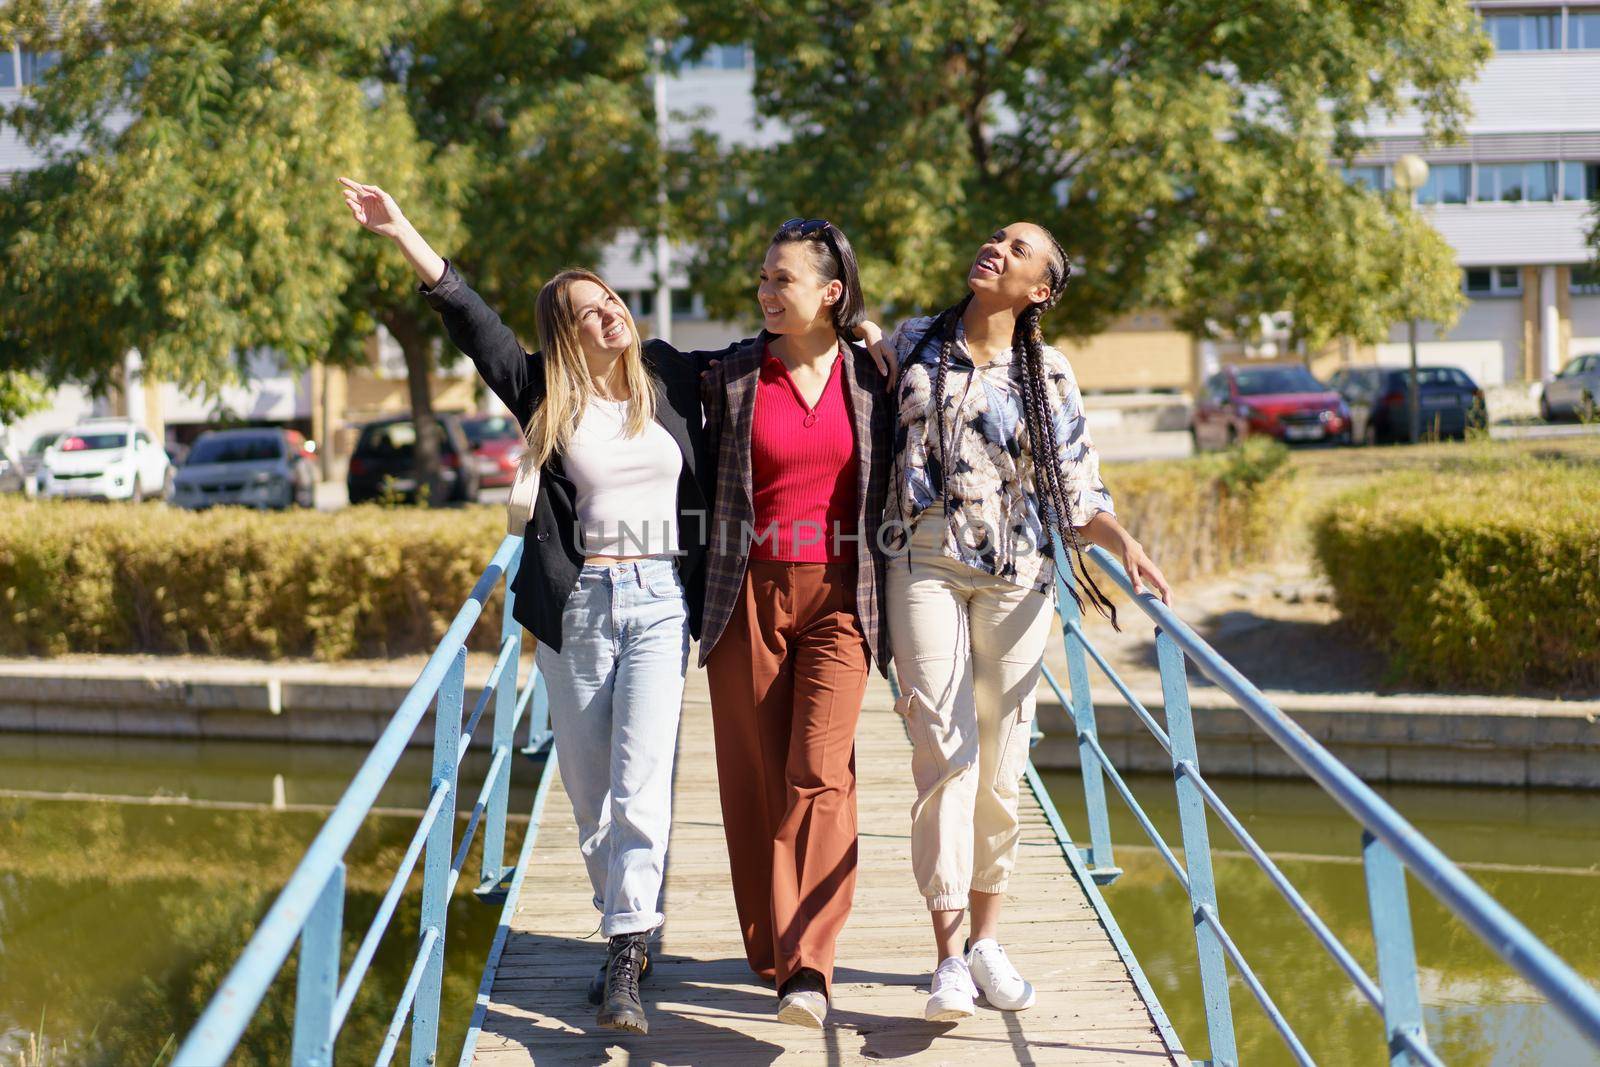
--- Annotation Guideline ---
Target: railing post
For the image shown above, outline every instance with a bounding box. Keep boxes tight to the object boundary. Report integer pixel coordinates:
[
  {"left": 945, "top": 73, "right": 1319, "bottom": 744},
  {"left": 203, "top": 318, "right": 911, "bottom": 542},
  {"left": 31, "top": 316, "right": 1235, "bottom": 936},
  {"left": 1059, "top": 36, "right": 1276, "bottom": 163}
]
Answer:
[
  {"left": 522, "top": 670, "right": 550, "bottom": 753},
  {"left": 479, "top": 545, "right": 520, "bottom": 893},
  {"left": 1363, "top": 830, "right": 1429, "bottom": 1065},
  {"left": 1056, "top": 557, "right": 1118, "bottom": 881},
  {"left": 290, "top": 862, "right": 344, "bottom": 1067},
  {"left": 412, "top": 647, "right": 463, "bottom": 1067},
  {"left": 1157, "top": 625, "right": 1238, "bottom": 1066}
]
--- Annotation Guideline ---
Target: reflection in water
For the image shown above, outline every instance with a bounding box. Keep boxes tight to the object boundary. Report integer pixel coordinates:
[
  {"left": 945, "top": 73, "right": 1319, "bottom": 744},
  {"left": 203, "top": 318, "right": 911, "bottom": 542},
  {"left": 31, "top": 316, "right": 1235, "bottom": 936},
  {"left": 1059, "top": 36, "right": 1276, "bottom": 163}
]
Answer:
[
  {"left": 1040, "top": 770, "right": 1600, "bottom": 1066},
  {"left": 0, "top": 736, "right": 545, "bottom": 1066},
  {"left": 2, "top": 738, "right": 1598, "bottom": 1064}
]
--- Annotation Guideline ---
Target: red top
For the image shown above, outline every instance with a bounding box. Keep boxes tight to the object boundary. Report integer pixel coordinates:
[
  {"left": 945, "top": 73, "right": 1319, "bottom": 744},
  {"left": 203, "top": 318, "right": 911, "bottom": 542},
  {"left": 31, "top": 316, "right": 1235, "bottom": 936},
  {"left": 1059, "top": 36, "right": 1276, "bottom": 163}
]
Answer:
[{"left": 749, "top": 346, "right": 859, "bottom": 563}]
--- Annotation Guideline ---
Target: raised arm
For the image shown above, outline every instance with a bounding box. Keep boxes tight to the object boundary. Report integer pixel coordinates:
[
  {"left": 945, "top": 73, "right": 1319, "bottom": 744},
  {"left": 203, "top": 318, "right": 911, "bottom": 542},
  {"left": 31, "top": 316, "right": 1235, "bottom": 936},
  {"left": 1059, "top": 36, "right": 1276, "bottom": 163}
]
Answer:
[{"left": 338, "top": 177, "right": 541, "bottom": 421}]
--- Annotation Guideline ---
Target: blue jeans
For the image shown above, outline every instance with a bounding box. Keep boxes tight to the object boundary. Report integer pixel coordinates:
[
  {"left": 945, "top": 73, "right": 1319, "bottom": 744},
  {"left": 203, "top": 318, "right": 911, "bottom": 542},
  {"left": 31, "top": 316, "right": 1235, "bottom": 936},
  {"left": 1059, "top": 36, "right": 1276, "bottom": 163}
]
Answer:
[{"left": 535, "top": 557, "right": 689, "bottom": 937}]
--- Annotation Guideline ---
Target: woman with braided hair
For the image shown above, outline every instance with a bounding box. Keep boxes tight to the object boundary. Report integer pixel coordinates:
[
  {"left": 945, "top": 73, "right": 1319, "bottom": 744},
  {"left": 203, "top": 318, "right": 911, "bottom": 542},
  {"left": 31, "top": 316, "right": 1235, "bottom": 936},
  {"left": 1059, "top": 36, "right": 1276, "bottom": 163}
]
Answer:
[{"left": 862, "top": 222, "right": 1170, "bottom": 1022}]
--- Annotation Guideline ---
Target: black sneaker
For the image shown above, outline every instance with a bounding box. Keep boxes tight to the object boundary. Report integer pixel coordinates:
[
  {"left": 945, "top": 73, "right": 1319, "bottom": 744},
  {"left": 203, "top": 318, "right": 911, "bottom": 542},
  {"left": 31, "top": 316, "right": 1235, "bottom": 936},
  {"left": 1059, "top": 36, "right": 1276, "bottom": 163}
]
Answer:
[
  {"left": 595, "top": 933, "right": 650, "bottom": 1034},
  {"left": 587, "top": 944, "right": 653, "bottom": 1005}
]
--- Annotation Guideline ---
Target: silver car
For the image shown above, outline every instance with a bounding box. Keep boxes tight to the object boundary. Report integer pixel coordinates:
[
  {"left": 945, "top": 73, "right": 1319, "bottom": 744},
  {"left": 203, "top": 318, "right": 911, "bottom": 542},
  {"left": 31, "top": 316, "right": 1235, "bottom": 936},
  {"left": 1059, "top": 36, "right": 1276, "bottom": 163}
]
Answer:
[
  {"left": 2, "top": 432, "right": 59, "bottom": 496},
  {"left": 0, "top": 436, "right": 21, "bottom": 494},
  {"left": 170, "top": 427, "right": 317, "bottom": 510},
  {"left": 1541, "top": 354, "right": 1600, "bottom": 422}
]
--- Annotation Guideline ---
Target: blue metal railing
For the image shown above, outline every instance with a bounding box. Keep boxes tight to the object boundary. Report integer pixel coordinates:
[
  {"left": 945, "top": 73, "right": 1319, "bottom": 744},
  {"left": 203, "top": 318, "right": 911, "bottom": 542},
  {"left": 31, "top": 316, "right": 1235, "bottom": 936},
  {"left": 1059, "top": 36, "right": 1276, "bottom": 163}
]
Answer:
[
  {"left": 1037, "top": 544, "right": 1600, "bottom": 1066},
  {"left": 176, "top": 534, "right": 551, "bottom": 1067}
]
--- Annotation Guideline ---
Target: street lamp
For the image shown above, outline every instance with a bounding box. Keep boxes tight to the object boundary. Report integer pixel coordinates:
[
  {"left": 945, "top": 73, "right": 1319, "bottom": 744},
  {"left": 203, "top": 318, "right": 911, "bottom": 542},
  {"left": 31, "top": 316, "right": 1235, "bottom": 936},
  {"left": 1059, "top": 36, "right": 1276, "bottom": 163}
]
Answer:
[
  {"left": 651, "top": 37, "right": 672, "bottom": 345},
  {"left": 1391, "top": 153, "right": 1429, "bottom": 444}
]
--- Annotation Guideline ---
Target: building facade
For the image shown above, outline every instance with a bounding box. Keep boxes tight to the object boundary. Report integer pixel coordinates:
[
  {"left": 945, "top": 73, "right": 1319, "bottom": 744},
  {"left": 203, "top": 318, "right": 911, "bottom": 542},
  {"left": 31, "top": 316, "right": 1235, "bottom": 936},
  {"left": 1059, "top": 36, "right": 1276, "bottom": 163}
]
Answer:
[{"left": 1349, "top": 1, "right": 1600, "bottom": 388}]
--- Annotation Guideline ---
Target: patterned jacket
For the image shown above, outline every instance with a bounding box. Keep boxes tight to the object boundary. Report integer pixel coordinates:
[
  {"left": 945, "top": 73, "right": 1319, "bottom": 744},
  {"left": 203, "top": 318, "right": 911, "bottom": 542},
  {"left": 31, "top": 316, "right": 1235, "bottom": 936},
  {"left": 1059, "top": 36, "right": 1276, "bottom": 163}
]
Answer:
[
  {"left": 886, "top": 315, "right": 1114, "bottom": 595},
  {"left": 699, "top": 335, "right": 894, "bottom": 675}
]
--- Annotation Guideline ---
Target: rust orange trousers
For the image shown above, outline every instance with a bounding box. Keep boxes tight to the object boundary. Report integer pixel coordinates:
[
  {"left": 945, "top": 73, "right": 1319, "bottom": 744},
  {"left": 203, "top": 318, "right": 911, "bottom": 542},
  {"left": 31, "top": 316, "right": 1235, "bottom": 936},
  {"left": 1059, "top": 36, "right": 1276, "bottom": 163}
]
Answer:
[{"left": 705, "top": 559, "right": 869, "bottom": 998}]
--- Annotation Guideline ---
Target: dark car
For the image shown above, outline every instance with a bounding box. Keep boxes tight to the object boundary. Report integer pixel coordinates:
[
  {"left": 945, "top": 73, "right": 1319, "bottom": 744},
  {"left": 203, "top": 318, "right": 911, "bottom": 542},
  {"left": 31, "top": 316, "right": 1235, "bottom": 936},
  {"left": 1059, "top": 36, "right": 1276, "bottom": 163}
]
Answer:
[
  {"left": 346, "top": 414, "right": 481, "bottom": 506},
  {"left": 1192, "top": 364, "right": 1350, "bottom": 450},
  {"left": 1327, "top": 365, "right": 1486, "bottom": 445},
  {"left": 171, "top": 427, "right": 317, "bottom": 509},
  {"left": 461, "top": 414, "right": 524, "bottom": 490}
]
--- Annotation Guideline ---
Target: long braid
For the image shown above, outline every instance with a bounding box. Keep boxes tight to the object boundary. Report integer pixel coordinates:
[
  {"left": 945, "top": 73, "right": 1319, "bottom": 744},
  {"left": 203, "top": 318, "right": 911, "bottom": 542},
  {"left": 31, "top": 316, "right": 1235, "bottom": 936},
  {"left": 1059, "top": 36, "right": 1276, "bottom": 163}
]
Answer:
[
  {"left": 928, "top": 293, "right": 973, "bottom": 508},
  {"left": 1016, "top": 231, "right": 1120, "bottom": 627}
]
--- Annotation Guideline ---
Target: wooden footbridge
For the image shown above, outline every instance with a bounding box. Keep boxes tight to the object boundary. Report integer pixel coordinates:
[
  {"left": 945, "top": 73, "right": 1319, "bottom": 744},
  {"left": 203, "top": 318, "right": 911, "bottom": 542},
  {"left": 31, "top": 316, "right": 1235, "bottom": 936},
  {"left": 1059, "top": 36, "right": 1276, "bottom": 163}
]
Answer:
[
  {"left": 466, "top": 682, "right": 1181, "bottom": 1065},
  {"left": 175, "top": 536, "right": 1600, "bottom": 1067}
]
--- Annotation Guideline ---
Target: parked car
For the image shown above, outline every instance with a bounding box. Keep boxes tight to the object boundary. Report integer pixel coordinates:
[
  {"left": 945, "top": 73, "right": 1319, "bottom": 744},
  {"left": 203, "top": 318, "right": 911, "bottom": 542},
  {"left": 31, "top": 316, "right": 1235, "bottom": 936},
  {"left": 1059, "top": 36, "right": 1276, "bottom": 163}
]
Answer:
[
  {"left": 346, "top": 414, "right": 481, "bottom": 505},
  {"left": 170, "top": 427, "right": 317, "bottom": 510},
  {"left": 461, "top": 414, "right": 525, "bottom": 489},
  {"left": 1191, "top": 365, "right": 1350, "bottom": 450},
  {"left": 0, "top": 435, "right": 22, "bottom": 495},
  {"left": 10, "top": 432, "right": 59, "bottom": 497},
  {"left": 1540, "top": 354, "right": 1600, "bottom": 422},
  {"left": 1328, "top": 365, "right": 1487, "bottom": 444},
  {"left": 37, "top": 419, "right": 172, "bottom": 502}
]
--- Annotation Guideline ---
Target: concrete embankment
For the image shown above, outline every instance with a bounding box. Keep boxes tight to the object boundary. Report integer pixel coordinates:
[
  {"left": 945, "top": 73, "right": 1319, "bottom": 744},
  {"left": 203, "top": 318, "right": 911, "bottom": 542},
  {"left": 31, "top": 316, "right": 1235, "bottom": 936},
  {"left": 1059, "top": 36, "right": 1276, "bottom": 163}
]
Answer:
[
  {"left": 1032, "top": 691, "right": 1600, "bottom": 790},
  {"left": 3, "top": 657, "right": 1597, "bottom": 789}
]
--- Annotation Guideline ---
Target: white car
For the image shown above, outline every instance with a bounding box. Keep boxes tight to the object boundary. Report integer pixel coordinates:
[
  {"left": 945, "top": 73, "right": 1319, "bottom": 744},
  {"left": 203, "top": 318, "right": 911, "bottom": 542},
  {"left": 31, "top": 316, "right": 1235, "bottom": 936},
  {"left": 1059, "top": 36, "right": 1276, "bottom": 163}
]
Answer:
[{"left": 38, "top": 419, "right": 173, "bottom": 502}]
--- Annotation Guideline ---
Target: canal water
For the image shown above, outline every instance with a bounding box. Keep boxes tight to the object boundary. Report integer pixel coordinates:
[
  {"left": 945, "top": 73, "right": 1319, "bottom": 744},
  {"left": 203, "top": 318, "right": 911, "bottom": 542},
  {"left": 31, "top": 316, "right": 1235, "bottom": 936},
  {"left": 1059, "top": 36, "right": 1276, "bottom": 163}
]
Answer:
[
  {"left": 1038, "top": 768, "right": 1600, "bottom": 1066},
  {"left": 2, "top": 735, "right": 1597, "bottom": 1065}
]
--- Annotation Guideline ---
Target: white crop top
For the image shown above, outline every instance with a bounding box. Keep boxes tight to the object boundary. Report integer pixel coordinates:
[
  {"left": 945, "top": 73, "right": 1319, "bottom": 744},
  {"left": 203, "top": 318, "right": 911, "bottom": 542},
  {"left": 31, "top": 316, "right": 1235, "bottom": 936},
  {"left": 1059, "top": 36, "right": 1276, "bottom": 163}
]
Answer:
[{"left": 561, "top": 397, "right": 682, "bottom": 557}]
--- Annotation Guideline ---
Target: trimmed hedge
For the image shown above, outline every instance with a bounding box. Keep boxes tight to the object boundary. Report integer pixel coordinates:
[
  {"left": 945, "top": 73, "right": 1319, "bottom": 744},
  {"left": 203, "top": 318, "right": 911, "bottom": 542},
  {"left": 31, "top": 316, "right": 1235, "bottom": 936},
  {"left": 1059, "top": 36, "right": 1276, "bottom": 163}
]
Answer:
[
  {"left": 0, "top": 500, "right": 508, "bottom": 660},
  {"left": 1107, "top": 436, "right": 1294, "bottom": 589},
  {"left": 0, "top": 442, "right": 1291, "bottom": 660},
  {"left": 1313, "top": 458, "right": 1600, "bottom": 692}
]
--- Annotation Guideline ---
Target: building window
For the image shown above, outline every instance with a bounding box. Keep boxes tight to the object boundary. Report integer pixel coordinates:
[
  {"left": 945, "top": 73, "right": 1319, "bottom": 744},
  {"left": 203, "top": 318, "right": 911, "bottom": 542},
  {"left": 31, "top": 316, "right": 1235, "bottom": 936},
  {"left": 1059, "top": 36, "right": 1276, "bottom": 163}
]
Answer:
[
  {"left": 0, "top": 44, "right": 14, "bottom": 88},
  {"left": 1342, "top": 165, "right": 1387, "bottom": 191},
  {"left": 622, "top": 288, "right": 702, "bottom": 320},
  {"left": 1563, "top": 161, "right": 1600, "bottom": 200},
  {"left": 1479, "top": 161, "right": 1557, "bottom": 202},
  {"left": 19, "top": 49, "right": 59, "bottom": 84},
  {"left": 625, "top": 289, "right": 654, "bottom": 318},
  {"left": 673, "top": 42, "right": 751, "bottom": 71},
  {"left": 1483, "top": 11, "right": 1561, "bottom": 50},
  {"left": 1573, "top": 266, "right": 1600, "bottom": 296},
  {"left": 1572, "top": 12, "right": 1600, "bottom": 49},
  {"left": 1416, "top": 163, "right": 1469, "bottom": 205},
  {"left": 1463, "top": 267, "right": 1523, "bottom": 296}
]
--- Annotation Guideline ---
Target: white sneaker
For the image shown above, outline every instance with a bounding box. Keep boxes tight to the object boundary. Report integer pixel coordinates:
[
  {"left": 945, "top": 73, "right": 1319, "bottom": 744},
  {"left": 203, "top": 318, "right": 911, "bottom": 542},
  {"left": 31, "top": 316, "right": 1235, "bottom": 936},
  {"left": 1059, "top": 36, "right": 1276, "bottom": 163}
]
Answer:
[
  {"left": 925, "top": 956, "right": 978, "bottom": 1022},
  {"left": 777, "top": 990, "right": 827, "bottom": 1028},
  {"left": 966, "top": 938, "right": 1036, "bottom": 1011}
]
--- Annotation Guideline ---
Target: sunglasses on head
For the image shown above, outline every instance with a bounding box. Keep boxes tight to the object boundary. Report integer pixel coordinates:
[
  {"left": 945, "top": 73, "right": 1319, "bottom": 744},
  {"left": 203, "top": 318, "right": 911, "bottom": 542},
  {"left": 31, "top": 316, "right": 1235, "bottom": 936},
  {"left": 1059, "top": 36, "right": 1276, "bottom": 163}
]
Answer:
[{"left": 776, "top": 217, "right": 833, "bottom": 240}]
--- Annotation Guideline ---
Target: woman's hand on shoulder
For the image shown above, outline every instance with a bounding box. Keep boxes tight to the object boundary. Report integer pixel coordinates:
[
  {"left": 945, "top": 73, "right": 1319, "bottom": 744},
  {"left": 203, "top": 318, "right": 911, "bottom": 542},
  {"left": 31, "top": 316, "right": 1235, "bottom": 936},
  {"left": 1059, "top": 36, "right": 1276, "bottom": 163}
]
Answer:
[{"left": 853, "top": 320, "right": 900, "bottom": 391}]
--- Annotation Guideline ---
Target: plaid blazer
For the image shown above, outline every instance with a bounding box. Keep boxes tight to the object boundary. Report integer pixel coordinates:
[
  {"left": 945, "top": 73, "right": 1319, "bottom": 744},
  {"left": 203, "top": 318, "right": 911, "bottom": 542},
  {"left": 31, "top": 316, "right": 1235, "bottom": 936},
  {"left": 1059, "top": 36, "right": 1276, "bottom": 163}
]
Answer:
[{"left": 698, "top": 334, "right": 893, "bottom": 675}]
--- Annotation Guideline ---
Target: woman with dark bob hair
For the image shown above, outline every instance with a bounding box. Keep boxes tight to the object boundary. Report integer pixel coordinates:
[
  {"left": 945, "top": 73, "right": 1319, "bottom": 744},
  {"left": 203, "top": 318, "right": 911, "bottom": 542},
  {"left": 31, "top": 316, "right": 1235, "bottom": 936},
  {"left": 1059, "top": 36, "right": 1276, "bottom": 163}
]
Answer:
[{"left": 697, "top": 217, "right": 893, "bottom": 1029}]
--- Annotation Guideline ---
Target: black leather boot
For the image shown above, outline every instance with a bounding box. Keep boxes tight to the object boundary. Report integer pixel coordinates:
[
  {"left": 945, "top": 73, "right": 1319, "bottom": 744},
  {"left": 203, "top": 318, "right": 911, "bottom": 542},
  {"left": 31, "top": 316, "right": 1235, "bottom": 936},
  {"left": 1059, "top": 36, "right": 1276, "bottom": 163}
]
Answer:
[
  {"left": 588, "top": 944, "right": 652, "bottom": 1005},
  {"left": 596, "top": 932, "right": 650, "bottom": 1034}
]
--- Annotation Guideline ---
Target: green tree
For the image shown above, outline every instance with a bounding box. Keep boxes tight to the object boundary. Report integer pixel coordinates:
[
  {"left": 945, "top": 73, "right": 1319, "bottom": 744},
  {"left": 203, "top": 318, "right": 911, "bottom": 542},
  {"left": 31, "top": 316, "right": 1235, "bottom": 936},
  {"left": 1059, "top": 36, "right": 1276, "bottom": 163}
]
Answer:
[
  {"left": 0, "top": 0, "right": 669, "bottom": 487},
  {"left": 681, "top": 0, "right": 1486, "bottom": 349}
]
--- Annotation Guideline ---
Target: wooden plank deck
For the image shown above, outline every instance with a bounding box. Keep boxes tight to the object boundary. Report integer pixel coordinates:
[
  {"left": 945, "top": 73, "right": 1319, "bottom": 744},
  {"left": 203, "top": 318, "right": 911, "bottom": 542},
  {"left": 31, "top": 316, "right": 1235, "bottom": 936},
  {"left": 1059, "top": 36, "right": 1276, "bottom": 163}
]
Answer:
[{"left": 471, "top": 672, "right": 1182, "bottom": 1066}]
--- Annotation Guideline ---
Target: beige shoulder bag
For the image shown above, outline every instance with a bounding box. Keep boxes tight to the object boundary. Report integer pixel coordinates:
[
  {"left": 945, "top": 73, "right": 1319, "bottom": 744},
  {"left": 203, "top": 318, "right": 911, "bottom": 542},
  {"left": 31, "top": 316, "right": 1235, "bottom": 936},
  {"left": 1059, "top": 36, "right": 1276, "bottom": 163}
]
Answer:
[{"left": 506, "top": 453, "right": 540, "bottom": 536}]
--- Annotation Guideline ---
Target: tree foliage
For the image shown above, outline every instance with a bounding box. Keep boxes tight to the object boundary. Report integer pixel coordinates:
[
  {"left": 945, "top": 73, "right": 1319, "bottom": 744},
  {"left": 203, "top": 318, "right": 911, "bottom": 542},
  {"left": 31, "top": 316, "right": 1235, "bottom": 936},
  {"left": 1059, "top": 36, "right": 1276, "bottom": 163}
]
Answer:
[
  {"left": 681, "top": 0, "right": 1486, "bottom": 348},
  {"left": 1, "top": 0, "right": 1493, "bottom": 432},
  {"left": 0, "top": 0, "right": 670, "bottom": 439}
]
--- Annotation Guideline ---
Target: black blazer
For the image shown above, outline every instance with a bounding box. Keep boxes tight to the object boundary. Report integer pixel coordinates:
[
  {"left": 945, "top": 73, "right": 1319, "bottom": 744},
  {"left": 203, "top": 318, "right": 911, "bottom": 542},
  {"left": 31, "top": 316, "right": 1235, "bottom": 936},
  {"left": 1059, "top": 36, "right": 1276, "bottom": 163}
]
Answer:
[{"left": 419, "top": 262, "right": 715, "bottom": 652}]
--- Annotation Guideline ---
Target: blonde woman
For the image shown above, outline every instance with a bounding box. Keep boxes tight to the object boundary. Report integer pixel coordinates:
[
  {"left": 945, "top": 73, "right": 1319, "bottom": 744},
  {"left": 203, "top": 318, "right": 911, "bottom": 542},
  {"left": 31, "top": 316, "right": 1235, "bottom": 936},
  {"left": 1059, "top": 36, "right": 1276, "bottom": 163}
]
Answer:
[{"left": 340, "top": 177, "right": 713, "bottom": 1035}]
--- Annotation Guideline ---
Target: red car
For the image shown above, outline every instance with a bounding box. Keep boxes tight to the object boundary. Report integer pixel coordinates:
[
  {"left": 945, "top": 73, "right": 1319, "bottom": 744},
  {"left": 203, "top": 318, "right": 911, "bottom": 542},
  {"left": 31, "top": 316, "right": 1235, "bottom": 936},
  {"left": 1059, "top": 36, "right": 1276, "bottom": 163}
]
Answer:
[
  {"left": 1192, "top": 364, "right": 1351, "bottom": 450},
  {"left": 461, "top": 414, "right": 525, "bottom": 489}
]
